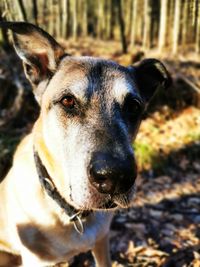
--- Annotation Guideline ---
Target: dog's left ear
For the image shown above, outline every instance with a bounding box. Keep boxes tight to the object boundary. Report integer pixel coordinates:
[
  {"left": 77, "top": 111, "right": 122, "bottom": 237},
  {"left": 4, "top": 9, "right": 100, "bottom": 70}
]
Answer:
[
  {"left": 128, "top": 58, "right": 172, "bottom": 102},
  {"left": 0, "top": 21, "right": 65, "bottom": 88}
]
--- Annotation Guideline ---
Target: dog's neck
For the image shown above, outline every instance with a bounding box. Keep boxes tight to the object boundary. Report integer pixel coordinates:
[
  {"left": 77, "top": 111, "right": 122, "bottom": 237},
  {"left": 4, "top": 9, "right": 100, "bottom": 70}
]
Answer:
[{"left": 33, "top": 148, "right": 91, "bottom": 234}]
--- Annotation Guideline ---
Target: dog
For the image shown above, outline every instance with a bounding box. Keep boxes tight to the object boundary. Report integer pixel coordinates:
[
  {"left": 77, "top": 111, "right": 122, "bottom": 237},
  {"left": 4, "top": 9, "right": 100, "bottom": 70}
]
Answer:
[{"left": 0, "top": 22, "right": 171, "bottom": 267}]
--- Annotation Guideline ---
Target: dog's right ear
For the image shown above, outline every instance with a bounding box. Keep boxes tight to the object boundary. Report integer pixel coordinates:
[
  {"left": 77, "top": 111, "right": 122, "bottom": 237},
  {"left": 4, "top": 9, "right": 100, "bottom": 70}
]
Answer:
[{"left": 0, "top": 21, "right": 65, "bottom": 101}]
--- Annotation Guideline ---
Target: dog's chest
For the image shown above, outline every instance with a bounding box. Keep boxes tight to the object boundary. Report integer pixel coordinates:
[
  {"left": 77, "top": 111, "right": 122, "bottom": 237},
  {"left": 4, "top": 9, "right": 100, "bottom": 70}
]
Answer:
[{"left": 17, "top": 212, "right": 113, "bottom": 263}]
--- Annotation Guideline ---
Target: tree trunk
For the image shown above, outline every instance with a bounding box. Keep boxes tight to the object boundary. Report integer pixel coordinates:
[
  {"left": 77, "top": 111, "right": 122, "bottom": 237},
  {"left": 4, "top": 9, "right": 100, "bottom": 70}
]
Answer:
[
  {"left": 181, "top": 0, "right": 188, "bottom": 48},
  {"left": 97, "top": 0, "right": 104, "bottom": 39},
  {"left": 72, "top": 0, "right": 77, "bottom": 40},
  {"left": 125, "top": 0, "right": 132, "bottom": 38},
  {"left": 130, "top": 0, "right": 138, "bottom": 49},
  {"left": 82, "top": 0, "right": 88, "bottom": 37},
  {"left": 196, "top": 0, "right": 200, "bottom": 53},
  {"left": 105, "top": 0, "right": 111, "bottom": 39},
  {"left": 189, "top": 0, "right": 196, "bottom": 42},
  {"left": 48, "top": 0, "right": 54, "bottom": 35},
  {"left": 54, "top": 0, "right": 61, "bottom": 38},
  {"left": 143, "top": 0, "right": 151, "bottom": 50},
  {"left": 62, "top": 0, "right": 68, "bottom": 38},
  {"left": 172, "top": 0, "right": 181, "bottom": 54},
  {"left": 116, "top": 0, "right": 127, "bottom": 53},
  {"left": 33, "top": 0, "right": 38, "bottom": 25},
  {"left": 109, "top": 0, "right": 115, "bottom": 39},
  {"left": 158, "top": 0, "right": 168, "bottom": 52},
  {"left": 16, "top": 0, "right": 27, "bottom": 21},
  {"left": 42, "top": 0, "right": 48, "bottom": 30}
]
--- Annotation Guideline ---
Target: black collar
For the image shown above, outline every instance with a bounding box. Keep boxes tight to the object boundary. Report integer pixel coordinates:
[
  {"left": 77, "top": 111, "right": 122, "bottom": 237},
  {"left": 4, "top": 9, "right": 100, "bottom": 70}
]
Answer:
[{"left": 33, "top": 148, "right": 91, "bottom": 234}]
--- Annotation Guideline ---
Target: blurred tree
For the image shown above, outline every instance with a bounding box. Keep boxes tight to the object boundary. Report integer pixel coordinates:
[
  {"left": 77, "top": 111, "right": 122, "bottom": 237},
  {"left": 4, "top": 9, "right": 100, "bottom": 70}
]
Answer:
[
  {"left": 62, "top": 0, "right": 69, "bottom": 38},
  {"left": 172, "top": 0, "right": 180, "bottom": 54},
  {"left": 55, "top": 0, "right": 61, "bottom": 37},
  {"left": 158, "top": 0, "right": 167, "bottom": 52},
  {"left": 82, "top": 0, "right": 88, "bottom": 37},
  {"left": 72, "top": 0, "right": 77, "bottom": 40},
  {"left": 105, "top": 0, "right": 111, "bottom": 39},
  {"left": 0, "top": 0, "right": 199, "bottom": 55},
  {"left": 130, "top": 0, "right": 138, "bottom": 49},
  {"left": 97, "top": 0, "right": 105, "bottom": 39},
  {"left": 16, "top": 0, "right": 27, "bottom": 21},
  {"left": 116, "top": 0, "right": 127, "bottom": 53},
  {"left": 42, "top": 0, "right": 48, "bottom": 31},
  {"left": 125, "top": 0, "right": 132, "bottom": 39},
  {"left": 32, "top": 0, "right": 38, "bottom": 25},
  {"left": 181, "top": 0, "right": 188, "bottom": 48},
  {"left": 196, "top": 0, "right": 200, "bottom": 53},
  {"left": 48, "top": 0, "right": 54, "bottom": 35},
  {"left": 143, "top": 0, "right": 151, "bottom": 50}
]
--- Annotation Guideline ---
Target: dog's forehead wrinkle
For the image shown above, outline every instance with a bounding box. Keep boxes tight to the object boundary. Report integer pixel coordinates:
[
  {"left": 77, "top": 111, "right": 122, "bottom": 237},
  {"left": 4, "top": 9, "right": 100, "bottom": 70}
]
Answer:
[{"left": 51, "top": 56, "right": 135, "bottom": 107}]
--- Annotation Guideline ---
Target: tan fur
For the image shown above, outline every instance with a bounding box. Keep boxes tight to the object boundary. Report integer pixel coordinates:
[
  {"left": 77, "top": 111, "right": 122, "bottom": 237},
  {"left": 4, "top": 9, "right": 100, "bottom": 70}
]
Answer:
[{"left": 0, "top": 121, "right": 113, "bottom": 266}]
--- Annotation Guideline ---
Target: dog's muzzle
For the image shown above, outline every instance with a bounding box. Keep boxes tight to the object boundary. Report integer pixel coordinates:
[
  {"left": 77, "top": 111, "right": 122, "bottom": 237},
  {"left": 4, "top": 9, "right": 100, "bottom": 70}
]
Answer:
[{"left": 89, "top": 152, "right": 137, "bottom": 195}]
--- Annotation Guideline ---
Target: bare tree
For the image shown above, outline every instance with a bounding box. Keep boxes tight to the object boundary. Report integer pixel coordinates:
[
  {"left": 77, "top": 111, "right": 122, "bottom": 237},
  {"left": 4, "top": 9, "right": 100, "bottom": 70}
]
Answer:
[
  {"left": 196, "top": 0, "right": 200, "bottom": 53},
  {"left": 16, "top": 0, "right": 27, "bottom": 21},
  {"left": 61, "top": 0, "right": 68, "bottom": 38},
  {"left": 82, "top": 0, "right": 88, "bottom": 37},
  {"left": 130, "top": 0, "right": 138, "bottom": 49},
  {"left": 33, "top": 0, "right": 38, "bottom": 25},
  {"left": 116, "top": 0, "right": 127, "bottom": 53},
  {"left": 0, "top": 0, "right": 200, "bottom": 55},
  {"left": 125, "top": 0, "right": 132, "bottom": 38},
  {"left": 143, "top": 0, "right": 151, "bottom": 50},
  {"left": 42, "top": 0, "right": 48, "bottom": 30},
  {"left": 55, "top": 0, "right": 61, "bottom": 37},
  {"left": 72, "top": 0, "right": 77, "bottom": 40},
  {"left": 172, "top": 0, "right": 181, "bottom": 54},
  {"left": 158, "top": 0, "right": 168, "bottom": 52},
  {"left": 181, "top": 0, "right": 188, "bottom": 48},
  {"left": 97, "top": 0, "right": 105, "bottom": 39},
  {"left": 105, "top": 0, "right": 111, "bottom": 39},
  {"left": 48, "top": 0, "right": 54, "bottom": 35},
  {"left": 109, "top": 0, "right": 116, "bottom": 39}
]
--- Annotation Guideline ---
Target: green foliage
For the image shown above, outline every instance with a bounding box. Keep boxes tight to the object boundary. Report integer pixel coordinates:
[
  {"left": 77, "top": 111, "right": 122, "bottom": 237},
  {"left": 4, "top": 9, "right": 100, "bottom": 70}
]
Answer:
[
  {"left": 134, "top": 141, "right": 156, "bottom": 170},
  {"left": 134, "top": 129, "right": 200, "bottom": 173}
]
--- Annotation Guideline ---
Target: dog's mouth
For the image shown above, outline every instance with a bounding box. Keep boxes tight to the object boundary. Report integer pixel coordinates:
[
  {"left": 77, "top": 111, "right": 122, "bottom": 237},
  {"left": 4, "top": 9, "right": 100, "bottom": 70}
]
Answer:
[
  {"left": 92, "top": 186, "right": 136, "bottom": 210},
  {"left": 68, "top": 178, "right": 136, "bottom": 212},
  {"left": 98, "top": 199, "right": 118, "bottom": 209}
]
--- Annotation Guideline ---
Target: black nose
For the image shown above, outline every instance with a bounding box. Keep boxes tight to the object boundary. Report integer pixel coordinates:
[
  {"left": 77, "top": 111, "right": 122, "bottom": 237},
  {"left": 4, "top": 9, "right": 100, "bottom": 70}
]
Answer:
[{"left": 89, "top": 152, "right": 137, "bottom": 194}]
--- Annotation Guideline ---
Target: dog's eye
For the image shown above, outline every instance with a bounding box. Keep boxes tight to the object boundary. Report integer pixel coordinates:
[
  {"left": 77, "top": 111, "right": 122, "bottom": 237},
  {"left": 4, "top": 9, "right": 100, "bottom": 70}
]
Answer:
[
  {"left": 61, "top": 95, "right": 75, "bottom": 109},
  {"left": 123, "top": 96, "right": 143, "bottom": 118},
  {"left": 127, "top": 99, "right": 141, "bottom": 114}
]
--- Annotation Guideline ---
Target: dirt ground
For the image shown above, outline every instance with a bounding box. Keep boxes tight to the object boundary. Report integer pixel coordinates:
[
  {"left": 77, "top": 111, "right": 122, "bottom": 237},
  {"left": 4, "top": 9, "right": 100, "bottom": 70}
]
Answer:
[{"left": 0, "top": 39, "right": 200, "bottom": 267}]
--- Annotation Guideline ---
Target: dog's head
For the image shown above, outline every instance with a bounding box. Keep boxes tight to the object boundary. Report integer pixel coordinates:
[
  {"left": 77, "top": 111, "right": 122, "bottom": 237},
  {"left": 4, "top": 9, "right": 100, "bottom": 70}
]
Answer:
[{"left": 1, "top": 22, "right": 171, "bottom": 210}]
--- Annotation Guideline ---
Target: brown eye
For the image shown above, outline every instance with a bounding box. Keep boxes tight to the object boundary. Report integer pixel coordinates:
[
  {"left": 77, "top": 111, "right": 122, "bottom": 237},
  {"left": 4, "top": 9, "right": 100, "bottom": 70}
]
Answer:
[{"left": 61, "top": 96, "right": 75, "bottom": 109}]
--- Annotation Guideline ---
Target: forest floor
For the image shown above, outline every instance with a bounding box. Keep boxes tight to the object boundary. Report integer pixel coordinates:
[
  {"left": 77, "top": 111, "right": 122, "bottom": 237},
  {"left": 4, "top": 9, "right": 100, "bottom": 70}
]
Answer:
[{"left": 0, "top": 39, "right": 200, "bottom": 267}]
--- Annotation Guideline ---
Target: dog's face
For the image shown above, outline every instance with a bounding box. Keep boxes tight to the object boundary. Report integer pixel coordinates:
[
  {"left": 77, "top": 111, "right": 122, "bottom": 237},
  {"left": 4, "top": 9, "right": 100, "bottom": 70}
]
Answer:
[
  {"left": 42, "top": 57, "right": 143, "bottom": 210},
  {"left": 1, "top": 22, "right": 171, "bottom": 210}
]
